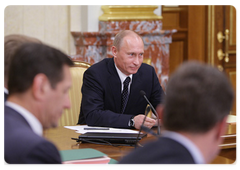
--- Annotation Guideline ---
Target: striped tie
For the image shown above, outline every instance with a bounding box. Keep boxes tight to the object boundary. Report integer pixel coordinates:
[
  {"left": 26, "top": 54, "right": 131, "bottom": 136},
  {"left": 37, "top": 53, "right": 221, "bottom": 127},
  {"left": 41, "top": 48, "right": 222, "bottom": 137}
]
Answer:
[{"left": 121, "top": 77, "right": 131, "bottom": 113}]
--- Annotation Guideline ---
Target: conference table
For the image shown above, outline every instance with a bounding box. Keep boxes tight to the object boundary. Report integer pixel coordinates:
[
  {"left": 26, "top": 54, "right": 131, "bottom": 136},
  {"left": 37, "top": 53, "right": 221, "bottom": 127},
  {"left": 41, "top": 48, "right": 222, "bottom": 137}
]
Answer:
[{"left": 43, "top": 123, "right": 236, "bottom": 164}]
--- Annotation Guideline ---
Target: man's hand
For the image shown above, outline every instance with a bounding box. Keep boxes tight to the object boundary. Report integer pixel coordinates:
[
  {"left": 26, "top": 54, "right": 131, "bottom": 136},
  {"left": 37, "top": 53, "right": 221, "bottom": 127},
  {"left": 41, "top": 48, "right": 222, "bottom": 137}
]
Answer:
[{"left": 133, "top": 114, "right": 156, "bottom": 129}]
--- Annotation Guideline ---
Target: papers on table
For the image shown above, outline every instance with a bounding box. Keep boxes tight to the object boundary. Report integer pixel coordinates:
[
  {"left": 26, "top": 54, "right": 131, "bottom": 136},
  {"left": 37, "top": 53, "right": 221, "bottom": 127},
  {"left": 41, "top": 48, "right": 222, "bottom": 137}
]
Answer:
[{"left": 64, "top": 125, "right": 139, "bottom": 134}]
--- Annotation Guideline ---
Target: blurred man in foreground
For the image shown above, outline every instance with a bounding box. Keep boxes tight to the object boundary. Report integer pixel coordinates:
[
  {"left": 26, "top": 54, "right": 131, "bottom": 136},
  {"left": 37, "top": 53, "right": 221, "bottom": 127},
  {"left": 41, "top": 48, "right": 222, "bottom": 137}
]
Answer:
[
  {"left": 119, "top": 61, "right": 234, "bottom": 164},
  {"left": 4, "top": 43, "right": 73, "bottom": 163}
]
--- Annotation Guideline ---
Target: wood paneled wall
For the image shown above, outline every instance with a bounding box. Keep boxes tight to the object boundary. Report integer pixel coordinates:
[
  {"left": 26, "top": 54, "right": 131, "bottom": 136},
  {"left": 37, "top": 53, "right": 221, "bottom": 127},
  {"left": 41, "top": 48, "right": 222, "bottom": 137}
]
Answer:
[
  {"left": 162, "top": 6, "right": 188, "bottom": 75},
  {"left": 162, "top": 6, "right": 208, "bottom": 75},
  {"left": 163, "top": 5, "right": 236, "bottom": 115}
]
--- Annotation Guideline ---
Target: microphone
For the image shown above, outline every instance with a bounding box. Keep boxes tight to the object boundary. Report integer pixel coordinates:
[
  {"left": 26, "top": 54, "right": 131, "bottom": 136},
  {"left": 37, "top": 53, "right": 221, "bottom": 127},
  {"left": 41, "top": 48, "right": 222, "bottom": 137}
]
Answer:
[
  {"left": 140, "top": 90, "right": 161, "bottom": 135},
  {"left": 140, "top": 125, "right": 158, "bottom": 137}
]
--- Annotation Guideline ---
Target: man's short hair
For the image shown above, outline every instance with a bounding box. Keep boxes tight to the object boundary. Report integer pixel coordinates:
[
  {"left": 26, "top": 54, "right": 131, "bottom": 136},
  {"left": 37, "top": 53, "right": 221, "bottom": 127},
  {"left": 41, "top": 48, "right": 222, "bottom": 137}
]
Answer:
[
  {"left": 8, "top": 43, "right": 74, "bottom": 94},
  {"left": 4, "top": 34, "right": 41, "bottom": 82},
  {"left": 113, "top": 30, "right": 143, "bottom": 50},
  {"left": 163, "top": 61, "right": 234, "bottom": 133}
]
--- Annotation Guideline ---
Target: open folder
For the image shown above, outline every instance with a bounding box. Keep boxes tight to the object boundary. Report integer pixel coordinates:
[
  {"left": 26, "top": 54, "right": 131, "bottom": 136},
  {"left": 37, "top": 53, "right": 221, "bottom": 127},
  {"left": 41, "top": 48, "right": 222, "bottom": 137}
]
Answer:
[{"left": 60, "top": 148, "right": 117, "bottom": 164}]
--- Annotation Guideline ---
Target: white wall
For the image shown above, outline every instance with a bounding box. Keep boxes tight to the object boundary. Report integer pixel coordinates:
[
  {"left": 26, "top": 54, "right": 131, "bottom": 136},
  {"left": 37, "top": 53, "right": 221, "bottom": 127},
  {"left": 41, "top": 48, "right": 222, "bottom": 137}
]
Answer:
[
  {"left": 87, "top": 6, "right": 103, "bottom": 32},
  {"left": 4, "top": 5, "right": 161, "bottom": 56},
  {"left": 5, "top": 5, "right": 79, "bottom": 55}
]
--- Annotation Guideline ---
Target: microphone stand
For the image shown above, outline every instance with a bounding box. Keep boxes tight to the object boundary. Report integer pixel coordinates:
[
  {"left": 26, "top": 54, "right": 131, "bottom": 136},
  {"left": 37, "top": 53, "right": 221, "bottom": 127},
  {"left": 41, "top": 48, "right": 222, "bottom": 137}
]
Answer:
[
  {"left": 135, "top": 105, "right": 151, "bottom": 149},
  {"left": 141, "top": 91, "right": 161, "bottom": 135},
  {"left": 134, "top": 90, "right": 161, "bottom": 149}
]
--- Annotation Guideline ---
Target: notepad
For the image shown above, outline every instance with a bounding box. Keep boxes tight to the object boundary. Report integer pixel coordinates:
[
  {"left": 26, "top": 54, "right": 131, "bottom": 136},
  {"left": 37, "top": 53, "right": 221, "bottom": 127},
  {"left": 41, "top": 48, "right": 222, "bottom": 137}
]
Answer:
[{"left": 60, "top": 148, "right": 117, "bottom": 164}]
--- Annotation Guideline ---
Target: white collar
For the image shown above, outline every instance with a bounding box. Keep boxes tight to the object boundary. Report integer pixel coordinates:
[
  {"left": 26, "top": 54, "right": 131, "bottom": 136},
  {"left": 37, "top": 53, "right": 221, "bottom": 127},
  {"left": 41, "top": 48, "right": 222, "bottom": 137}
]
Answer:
[
  {"left": 162, "top": 130, "right": 205, "bottom": 164},
  {"left": 4, "top": 87, "right": 8, "bottom": 94},
  {"left": 5, "top": 101, "right": 43, "bottom": 136},
  {"left": 114, "top": 63, "right": 132, "bottom": 91}
]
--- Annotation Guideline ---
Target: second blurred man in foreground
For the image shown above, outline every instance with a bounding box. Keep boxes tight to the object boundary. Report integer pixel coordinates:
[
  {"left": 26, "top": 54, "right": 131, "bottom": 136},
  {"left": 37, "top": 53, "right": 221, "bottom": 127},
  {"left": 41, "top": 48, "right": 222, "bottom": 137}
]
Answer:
[{"left": 119, "top": 61, "right": 234, "bottom": 164}]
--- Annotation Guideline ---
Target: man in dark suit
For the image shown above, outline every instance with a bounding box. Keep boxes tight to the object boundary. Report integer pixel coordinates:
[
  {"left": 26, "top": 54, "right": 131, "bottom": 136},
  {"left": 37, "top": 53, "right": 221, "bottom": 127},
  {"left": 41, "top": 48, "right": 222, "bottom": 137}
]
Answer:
[
  {"left": 78, "top": 30, "right": 164, "bottom": 129},
  {"left": 4, "top": 34, "right": 41, "bottom": 102},
  {"left": 4, "top": 43, "right": 74, "bottom": 163},
  {"left": 119, "top": 61, "right": 234, "bottom": 164}
]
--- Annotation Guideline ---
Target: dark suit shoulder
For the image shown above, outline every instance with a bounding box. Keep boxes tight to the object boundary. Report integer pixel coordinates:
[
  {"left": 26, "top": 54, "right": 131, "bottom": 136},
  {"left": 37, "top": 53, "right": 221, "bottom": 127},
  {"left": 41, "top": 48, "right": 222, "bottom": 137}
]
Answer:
[
  {"left": 140, "top": 62, "right": 154, "bottom": 68},
  {"left": 22, "top": 139, "right": 61, "bottom": 164},
  {"left": 133, "top": 63, "right": 158, "bottom": 86},
  {"left": 87, "top": 58, "right": 112, "bottom": 71},
  {"left": 84, "top": 58, "right": 117, "bottom": 83},
  {"left": 119, "top": 137, "right": 195, "bottom": 164},
  {"left": 4, "top": 105, "right": 61, "bottom": 164},
  {"left": 136, "top": 63, "right": 156, "bottom": 77}
]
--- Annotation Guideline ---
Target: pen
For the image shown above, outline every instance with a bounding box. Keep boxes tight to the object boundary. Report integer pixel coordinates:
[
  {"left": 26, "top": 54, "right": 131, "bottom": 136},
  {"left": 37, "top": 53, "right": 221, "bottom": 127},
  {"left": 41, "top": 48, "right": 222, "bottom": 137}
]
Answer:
[{"left": 84, "top": 127, "right": 109, "bottom": 130}]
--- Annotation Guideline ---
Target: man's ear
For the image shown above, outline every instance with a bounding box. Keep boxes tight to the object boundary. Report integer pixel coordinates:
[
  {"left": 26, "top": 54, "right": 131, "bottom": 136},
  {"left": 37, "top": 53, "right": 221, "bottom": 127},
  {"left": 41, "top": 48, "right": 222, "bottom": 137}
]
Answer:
[
  {"left": 215, "top": 116, "right": 228, "bottom": 141},
  {"left": 112, "top": 46, "right": 117, "bottom": 57},
  {"left": 32, "top": 74, "right": 50, "bottom": 100}
]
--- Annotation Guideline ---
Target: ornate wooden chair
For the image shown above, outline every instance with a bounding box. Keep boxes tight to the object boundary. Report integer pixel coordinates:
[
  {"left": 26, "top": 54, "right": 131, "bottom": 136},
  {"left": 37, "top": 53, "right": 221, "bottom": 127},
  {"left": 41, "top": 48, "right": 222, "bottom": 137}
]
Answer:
[{"left": 58, "top": 61, "right": 91, "bottom": 126}]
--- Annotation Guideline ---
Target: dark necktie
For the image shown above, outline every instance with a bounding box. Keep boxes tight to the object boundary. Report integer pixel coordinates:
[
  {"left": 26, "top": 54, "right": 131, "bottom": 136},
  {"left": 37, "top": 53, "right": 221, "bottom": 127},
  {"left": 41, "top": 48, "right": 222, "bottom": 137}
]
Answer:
[{"left": 121, "top": 76, "right": 131, "bottom": 113}]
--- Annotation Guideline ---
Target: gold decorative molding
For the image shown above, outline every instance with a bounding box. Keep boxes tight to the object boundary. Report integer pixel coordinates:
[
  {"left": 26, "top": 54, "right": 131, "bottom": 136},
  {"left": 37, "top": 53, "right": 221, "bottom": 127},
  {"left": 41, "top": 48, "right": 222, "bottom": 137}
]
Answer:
[
  {"left": 230, "top": 6, "right": 236, "bottom": 46},
  {"left": 99, "top": 5, "right": 162, "bottom": 21},
  {"left": 207, "top": 6, "right": 215, "bottom": 66},
  {"left": 73, "top": 61, "right": 91, "bottom": 68}
]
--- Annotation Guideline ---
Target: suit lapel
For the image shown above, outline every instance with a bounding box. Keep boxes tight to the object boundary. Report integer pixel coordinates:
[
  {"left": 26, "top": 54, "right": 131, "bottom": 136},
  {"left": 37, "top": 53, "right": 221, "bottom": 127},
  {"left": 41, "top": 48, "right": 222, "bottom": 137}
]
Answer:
[{"left": 107, "top": 58, "right": 122, "bottom": 113}]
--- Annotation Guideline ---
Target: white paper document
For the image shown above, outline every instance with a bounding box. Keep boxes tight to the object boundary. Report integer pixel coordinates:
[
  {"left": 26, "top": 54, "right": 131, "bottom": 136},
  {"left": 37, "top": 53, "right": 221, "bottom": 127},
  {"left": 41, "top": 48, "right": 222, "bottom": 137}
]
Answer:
[{"left": 64, "top": 125, "right": 140, "bottom": 134}]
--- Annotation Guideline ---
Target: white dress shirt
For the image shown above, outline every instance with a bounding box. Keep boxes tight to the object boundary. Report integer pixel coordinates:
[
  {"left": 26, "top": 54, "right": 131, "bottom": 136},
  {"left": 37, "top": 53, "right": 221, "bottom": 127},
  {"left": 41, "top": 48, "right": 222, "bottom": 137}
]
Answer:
[
  {"left": 5, "top": 101, "right": 43, "bottom": 136},
  {"left": 114, "top": 64, "right": 133, "bottom": 92}
]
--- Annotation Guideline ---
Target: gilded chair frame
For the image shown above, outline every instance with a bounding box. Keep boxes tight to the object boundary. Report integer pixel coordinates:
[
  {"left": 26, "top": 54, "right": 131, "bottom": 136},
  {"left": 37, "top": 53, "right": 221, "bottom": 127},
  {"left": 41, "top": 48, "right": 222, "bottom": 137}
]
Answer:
[{"left": 58, "top": 61, "right": 91, "bottom": 126}]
